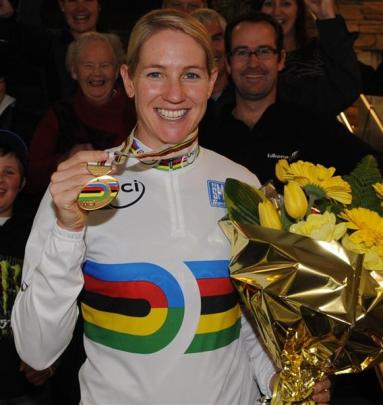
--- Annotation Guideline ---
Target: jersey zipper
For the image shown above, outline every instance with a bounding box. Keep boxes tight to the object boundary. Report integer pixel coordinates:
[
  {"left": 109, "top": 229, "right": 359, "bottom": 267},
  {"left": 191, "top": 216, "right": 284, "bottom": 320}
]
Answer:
[{"left": 166, "top": 169, "right": 186, "bottom": 238}]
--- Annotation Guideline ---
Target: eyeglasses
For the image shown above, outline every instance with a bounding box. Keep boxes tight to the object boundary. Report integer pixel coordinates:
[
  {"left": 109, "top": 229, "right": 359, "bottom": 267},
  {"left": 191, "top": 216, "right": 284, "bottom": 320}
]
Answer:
[{"left": 230, "top": 46, "right": 278, "bottom": 61}]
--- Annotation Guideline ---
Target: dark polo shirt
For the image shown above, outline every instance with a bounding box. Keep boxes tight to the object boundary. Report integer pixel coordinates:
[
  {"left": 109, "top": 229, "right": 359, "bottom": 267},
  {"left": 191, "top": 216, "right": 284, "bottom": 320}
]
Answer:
[{"left": 199, "top": 101, "right": 382, "bottom": 185}]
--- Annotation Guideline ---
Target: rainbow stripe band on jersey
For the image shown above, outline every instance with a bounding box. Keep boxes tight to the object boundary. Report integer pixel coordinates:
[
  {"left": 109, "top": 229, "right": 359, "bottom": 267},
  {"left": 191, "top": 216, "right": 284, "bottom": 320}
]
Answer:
[
  {"left": 129, "top": 138, "right": 199, "bottom": 171},
  {"left": 113, "top": 128, "right": 199, "bottom": 165}
]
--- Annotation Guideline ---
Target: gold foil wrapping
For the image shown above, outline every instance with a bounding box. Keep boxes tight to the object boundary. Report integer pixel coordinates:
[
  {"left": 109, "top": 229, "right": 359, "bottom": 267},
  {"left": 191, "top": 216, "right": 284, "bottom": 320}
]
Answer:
[{"left": 220, "top": 220, "right": 383, "bottom": 404}]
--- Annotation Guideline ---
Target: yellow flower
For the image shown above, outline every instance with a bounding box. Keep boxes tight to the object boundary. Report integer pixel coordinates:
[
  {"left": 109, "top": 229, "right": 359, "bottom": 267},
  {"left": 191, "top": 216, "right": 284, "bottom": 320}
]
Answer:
[
  {"left": 284, "top": 181, "right": 308, "bottom": 219},
  {"left": 275, "top": 159, "right": 290, "bottom": 183},
  {"left": 373, "top": 182, "right": 383, "bottom": 200},
  {"left": 289, "top": 211, "right": 347, "bottom": 242},
  {"left": 364, "top": 247, "right": 383, "bottom": 271},
  {"left": 339, "top": 208, "right": 383, "bottom": 250},
  {"left": 258, "top": 200, "right": 283, "bottom": 230},
  {"left": 342, "top": 234, "right": 383, "bottom": 271},
  {"left": 275, "top": 160, "right": 352, "bottom": 204}
]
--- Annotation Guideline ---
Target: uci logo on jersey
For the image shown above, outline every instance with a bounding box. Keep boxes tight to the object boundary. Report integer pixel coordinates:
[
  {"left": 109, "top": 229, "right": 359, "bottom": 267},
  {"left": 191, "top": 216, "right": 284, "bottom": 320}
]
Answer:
[
  {"left": 207, "top": 180, "right": 225, "bottom": 208},
  {"left": 81, "top": 259, "right": 240, "bottom": 354},
  {"left": 111, "top": 179, "right": 145, "bottom": 209}
]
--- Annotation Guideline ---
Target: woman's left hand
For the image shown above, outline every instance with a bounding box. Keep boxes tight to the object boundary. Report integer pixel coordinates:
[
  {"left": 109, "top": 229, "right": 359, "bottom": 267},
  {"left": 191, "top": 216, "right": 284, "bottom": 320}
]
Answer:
[{"left": 312, "top": 376, "right": 331, "bottom": 404}]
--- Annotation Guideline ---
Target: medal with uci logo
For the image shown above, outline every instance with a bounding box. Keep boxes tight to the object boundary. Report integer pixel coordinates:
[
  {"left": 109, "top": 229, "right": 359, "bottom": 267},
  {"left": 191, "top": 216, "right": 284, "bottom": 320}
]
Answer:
[
  {"left": 78, "top": 161, "right": 119, "bottom": 211},
  {"left": 77, "top": 130, "right": 199, "bottom": 211}
]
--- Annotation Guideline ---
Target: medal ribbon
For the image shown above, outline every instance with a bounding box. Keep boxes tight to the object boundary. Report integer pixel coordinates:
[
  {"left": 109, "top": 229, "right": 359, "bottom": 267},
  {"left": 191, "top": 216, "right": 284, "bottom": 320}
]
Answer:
[
  {"left": 86, "top": 128, "right": 199, "bottom": 169},
  {"left": 112, "top": 128, "right": 199, "bottom": 165},
  {"left": 79, "top": 129, "right": 200, "bottom": 210}
]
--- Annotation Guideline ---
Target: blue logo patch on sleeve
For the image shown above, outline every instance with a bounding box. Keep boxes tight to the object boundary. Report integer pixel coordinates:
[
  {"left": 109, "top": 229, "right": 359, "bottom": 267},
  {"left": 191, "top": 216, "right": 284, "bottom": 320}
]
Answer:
[{"left": 207, "top": 180, "right": 226, "bottom": 208}]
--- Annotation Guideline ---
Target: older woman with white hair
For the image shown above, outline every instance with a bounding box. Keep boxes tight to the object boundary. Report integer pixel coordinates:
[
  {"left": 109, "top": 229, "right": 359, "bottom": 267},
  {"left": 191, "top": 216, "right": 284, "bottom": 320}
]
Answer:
[{"left": 26, "top": 31, "right": 136, "bottom": 198}]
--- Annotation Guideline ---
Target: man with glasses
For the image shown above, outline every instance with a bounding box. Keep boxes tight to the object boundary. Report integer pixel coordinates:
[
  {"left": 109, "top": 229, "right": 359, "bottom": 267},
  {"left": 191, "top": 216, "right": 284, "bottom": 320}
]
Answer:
[{"left": 199, "top": 11, "right": 382, "bottom": 184}]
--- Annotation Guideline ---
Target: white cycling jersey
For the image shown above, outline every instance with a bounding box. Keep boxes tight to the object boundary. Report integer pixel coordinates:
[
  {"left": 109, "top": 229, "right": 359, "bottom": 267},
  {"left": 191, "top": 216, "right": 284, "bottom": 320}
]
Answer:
[{"left": 12, "top": 140, "right": 275, "bottom": 405}]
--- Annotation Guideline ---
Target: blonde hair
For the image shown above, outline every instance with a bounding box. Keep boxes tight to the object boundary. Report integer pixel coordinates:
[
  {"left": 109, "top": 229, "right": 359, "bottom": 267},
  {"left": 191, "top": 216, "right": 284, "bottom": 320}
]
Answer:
[
  {"left": 66, "top": 32, "right": 125, "bottom": 73},
  {"left": 191, "top": 8, "right": 227, "bottom": 31},
  {"left": 126, "top": 9, "right": 216, "bottom": 78}
]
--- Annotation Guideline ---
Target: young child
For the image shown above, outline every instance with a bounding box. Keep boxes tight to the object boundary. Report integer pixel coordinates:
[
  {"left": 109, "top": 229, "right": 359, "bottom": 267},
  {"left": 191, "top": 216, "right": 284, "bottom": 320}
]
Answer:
[{"left": 0, "top": 129, "right": 51, "bottom": 404}]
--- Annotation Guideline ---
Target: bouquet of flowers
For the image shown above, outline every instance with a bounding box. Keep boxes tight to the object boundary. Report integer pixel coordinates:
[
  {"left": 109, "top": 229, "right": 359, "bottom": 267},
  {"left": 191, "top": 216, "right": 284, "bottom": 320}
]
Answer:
[{"left": 220, "top": 155, "right": 383, "bottom": 404}]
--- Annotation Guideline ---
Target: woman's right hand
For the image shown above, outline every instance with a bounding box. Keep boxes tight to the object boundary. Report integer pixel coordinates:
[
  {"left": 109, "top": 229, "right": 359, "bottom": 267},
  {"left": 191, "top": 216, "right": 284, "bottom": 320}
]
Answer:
[{"left": 49, "top": 150, "right": 109, "bottom": 232}]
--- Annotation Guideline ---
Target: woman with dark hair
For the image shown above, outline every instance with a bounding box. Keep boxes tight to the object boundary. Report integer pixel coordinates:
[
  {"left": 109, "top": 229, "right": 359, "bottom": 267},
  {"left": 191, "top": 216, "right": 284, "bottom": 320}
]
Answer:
[
  {"left": 257, "top": 0, "right": 362, "bottom": 116},
  {"left": 260, "top": 0, "right": 308, "bottom": 51}
]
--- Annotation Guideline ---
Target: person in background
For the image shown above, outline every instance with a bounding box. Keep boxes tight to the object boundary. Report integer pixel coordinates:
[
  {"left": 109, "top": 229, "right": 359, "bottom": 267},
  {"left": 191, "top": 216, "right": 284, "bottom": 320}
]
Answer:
[
  {"left": 191, "top": 7, "right": 235, "bottom": 134},
  {"left": 257, "top": 0, "right": 362, "bottom": 116},
  {"left": 191, "top": 8, "right": 229, "bottom": 101},
  {"left": 0, "top": 72, "right": 16, "bottom": 130},
  {"left": 0, "top": 0, "right": 104, "bottom": 116},
  {"left": 26, "top": 31, "right": 136, "bottom": 200},
  {"left": 47, "top": 0, "right": 103, "bottom": 101},
  {"left": 11, "top": 9, "right": 331, "bottom": 405},
  {"left": 162, "top": 0, "right": 207, "bottom": 13},
  {"left": 0, "top": 71, "right": 16, "bottom": 129},
  {"left": 0, "top": 67, "right": 40, "bottom": 145},
  {"left": 0, "top": 129, "right": 52, "bottom": 405},
  {"left": 199, "top": 11, "right": 382, "bottom": 185}
]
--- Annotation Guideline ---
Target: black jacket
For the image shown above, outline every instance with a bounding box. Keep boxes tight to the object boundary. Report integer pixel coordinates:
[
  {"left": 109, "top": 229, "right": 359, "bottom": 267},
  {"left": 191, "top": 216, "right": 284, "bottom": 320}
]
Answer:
[
  {"left": 199, "top": 101, "right": 382, "bottom": 185},
  {"left": 277, "top": 16, "right": 362, "bottom": 117},
  {"left": 360, "top": 60, "right": 383, "bottom": 96}
]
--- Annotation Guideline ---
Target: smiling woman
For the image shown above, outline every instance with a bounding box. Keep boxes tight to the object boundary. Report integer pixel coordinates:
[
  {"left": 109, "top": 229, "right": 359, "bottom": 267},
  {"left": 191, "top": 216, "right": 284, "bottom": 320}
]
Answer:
[
  {"left": 25, "top": 31, "right": 136, "bottom": 199},
  {"left": 11, "top": 7, "right": 329, "bottom": 405},
  {"left": 121, "top": 28, "right": 216, "bottom": 148},
  {"left": 59, "top": 0, "right": 101, "bottom": 38},
  {"left": 10, "top": 9, "right": 283, "bottom": 405},
  {"left": 67, "top": 32, "right": 124, "bottom": 106}
]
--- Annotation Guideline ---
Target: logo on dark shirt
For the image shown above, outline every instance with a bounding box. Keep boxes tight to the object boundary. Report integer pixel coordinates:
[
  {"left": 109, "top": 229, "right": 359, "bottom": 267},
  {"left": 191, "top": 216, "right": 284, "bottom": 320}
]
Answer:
[{"left": 267, "top": 150, "right": 299, "bottom": 162}]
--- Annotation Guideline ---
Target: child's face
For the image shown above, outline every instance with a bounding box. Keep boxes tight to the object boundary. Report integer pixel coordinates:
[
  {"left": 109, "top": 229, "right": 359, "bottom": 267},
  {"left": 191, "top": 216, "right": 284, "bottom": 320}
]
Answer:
[{"left": 0, "top": 153, "right": 23, "bottom": 217}]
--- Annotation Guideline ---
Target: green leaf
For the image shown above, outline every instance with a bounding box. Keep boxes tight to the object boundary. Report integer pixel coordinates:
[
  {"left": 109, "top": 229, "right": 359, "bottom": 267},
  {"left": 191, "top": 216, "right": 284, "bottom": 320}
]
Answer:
[
  {"left": 224, "top": 178, "right": 264, "bottom": 224},
  {"left": 281, "top": 206, "right": 294, "bottom": 231},
  {"left": 303, "top": 184, "right": 326, "bottom": 201},
  {"left": 344, "top": 155, "right": 383, "bottom": 215}
]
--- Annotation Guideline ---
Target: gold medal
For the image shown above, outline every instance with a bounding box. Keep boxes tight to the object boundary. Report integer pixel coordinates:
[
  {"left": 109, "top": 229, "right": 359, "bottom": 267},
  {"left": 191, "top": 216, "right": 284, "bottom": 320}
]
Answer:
[
  {"left": 77, "top": 129, "right": 199, "bottom": 211},
  {"left": 78, "top": 162, "right": 119, "bottom": 211}
]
